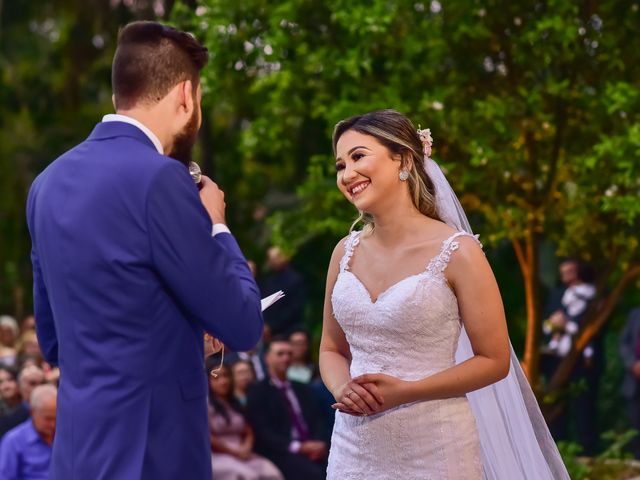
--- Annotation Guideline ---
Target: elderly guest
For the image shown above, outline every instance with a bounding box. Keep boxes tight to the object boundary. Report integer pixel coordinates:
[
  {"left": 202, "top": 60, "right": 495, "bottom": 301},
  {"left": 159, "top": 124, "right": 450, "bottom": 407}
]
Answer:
[{"left": 0, "top": 384, "right": 57, "bottom": 479}]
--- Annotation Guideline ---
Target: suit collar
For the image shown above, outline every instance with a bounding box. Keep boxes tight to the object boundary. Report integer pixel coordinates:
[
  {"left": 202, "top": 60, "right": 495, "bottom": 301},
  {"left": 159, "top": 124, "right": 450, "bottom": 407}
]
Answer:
[
  {"left": 87, "top": 121, "right": 160, "bottom": 153},
  {"left": 102, "top": 114, "right": 164, "bottom": 153}
]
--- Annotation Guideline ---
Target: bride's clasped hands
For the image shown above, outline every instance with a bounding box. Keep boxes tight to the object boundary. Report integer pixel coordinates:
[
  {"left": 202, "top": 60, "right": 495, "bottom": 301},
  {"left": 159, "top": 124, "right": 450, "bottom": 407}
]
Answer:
[{"left": 332, "top": 374, "right": 411, "bottom": 416}]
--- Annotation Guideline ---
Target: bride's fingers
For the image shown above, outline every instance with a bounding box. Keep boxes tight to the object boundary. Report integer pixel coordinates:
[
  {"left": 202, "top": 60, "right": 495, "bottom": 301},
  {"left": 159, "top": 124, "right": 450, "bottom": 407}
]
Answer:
[
  {"left": 341, "top": 391, "right": 368, "bottom": 415},
  {"left": 355, "top": 382, "right": 384, "bottom": 405},
  {"left": 353, "top": 373, "right": 381, "bottom": 385},
  {"left": 331, "top": 403, "right": 364, "bottom": 416},
  {"left": 350, "top": 382, "right": 382, "bottom": 411}
]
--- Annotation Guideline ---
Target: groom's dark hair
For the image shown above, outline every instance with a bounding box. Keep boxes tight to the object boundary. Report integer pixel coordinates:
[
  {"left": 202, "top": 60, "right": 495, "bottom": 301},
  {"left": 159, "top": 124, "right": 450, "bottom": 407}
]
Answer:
[{"left": 112, "top": 21, "right": 208, "bottom": 110}]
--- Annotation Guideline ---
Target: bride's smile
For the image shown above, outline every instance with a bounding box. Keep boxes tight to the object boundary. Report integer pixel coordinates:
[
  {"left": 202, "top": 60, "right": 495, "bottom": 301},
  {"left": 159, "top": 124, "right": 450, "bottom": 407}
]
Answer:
[{"left": 334, "top": 130, "right": 409, "bottom": 214}]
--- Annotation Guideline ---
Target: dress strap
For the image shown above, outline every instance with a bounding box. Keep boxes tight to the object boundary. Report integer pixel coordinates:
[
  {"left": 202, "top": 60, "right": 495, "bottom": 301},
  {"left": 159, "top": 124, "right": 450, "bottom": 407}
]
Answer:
[
  {"left": 426, "top": 231, "right": 482, "bottom": 274},
  {"left": 339, "top": 231, "right": 361, "bottom": 273}
]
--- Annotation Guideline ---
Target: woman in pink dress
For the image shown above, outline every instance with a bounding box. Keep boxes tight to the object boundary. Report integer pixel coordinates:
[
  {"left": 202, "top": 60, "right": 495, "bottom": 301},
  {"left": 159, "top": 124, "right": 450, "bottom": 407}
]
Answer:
[{"left": 208, "top": 364, "right": 283, "bottom": 480}]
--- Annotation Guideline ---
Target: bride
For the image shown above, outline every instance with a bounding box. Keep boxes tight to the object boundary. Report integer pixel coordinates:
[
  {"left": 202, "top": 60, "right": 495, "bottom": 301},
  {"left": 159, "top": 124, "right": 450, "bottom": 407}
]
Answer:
[{"left": 319, "top": 109, "right": 569, "bottom": 479}]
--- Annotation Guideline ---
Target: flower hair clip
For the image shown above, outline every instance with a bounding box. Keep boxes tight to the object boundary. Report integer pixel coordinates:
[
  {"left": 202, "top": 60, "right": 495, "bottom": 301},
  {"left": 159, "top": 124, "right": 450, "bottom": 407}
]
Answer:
[{"left": 417, "top": 127, "right": 433, "bottom": 158}]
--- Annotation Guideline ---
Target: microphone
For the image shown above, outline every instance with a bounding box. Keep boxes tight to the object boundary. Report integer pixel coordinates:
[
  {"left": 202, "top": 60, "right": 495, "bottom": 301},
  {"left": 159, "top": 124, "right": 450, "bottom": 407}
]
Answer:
[{"left": 189, "top": 161, "right": 202, "bottom": 188}]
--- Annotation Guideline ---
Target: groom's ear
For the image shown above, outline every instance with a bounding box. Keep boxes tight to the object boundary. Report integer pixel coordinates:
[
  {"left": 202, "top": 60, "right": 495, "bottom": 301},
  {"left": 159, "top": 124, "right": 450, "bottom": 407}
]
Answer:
[
  {"left": 111, "top": 95, "right": 117, "bottom": 111},
  {"left": 176, "top": 79, "right": 195, "bottom": 115}
]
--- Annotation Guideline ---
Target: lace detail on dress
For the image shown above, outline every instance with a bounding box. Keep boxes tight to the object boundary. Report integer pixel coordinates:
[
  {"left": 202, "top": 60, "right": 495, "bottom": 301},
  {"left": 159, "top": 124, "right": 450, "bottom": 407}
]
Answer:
[
  {"left": 328, "top": 228, "right": 483, "bottom": 479},
  {"left": 339, "top": 230, "right": 361, "bottom": 273},
  {"left": 426, "top": 231, "right": 482, "bottom": 276}
]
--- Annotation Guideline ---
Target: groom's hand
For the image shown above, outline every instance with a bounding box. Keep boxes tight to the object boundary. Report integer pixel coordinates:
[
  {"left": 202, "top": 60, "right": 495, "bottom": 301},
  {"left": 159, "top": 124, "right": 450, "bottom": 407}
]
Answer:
[
  {"left": 198, "top": 175, "right": 226, "bottom": 225},
  {"left": 204, "top": 333, "right": 223, "bottom": 357}
]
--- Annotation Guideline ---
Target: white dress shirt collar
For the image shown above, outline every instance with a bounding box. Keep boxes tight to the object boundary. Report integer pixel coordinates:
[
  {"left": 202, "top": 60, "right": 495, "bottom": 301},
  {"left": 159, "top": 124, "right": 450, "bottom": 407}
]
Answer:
[
  {"left": 102, "top": 114, "right": 164, "bottom": 154},
  {"left": 103, "top": 114, "right": 232, "bottom": 238}
]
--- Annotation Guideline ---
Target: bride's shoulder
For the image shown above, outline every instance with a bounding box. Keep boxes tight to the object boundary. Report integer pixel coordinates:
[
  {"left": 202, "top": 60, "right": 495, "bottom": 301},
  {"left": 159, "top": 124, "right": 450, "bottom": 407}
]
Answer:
[
  {"left": 421, "top": 219, "right": 479, "bottom": 247},
  {"left": 415, "top": 220, "right": 483, "bottom": 262},
  {"left": 330, "top": 231, "right": 360, "bottom": 259},
  {"left": 325, "top": 232, "right": 359, "bottom": 278},
  {"left": 443, "top": 232, "right": 485, "bottom": 272},
  {"left": 414, "top": 218, "right": 457, "bottom": 244}
]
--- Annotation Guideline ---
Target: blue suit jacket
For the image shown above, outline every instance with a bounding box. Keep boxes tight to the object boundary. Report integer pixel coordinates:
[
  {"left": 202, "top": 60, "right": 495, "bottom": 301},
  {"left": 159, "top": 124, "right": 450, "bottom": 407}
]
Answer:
[{"left": 26, "top": 121, "right": 263, "bottom": 479}]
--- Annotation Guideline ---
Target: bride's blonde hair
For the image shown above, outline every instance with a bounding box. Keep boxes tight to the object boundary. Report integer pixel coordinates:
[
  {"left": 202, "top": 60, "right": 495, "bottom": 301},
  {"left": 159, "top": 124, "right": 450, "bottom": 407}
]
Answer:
[{"left": 332, "top": 109, "right": 440, "bottom": 233}]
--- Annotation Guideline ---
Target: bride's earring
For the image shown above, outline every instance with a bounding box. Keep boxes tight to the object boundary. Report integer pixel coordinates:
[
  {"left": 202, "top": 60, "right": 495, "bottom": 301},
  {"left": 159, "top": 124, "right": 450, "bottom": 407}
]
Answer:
[{"left": 399, "top": 169, "right": 409, "bottom": 181}]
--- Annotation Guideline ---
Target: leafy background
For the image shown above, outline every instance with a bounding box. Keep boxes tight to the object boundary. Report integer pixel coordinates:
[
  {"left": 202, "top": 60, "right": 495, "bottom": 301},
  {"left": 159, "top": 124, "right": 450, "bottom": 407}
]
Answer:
[{"left": 2, "top": 0, "right": 640, "bottom": 471}]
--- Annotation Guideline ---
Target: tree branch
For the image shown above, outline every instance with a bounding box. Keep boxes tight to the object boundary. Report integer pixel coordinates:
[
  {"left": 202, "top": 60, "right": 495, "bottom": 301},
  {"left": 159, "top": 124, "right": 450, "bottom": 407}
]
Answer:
[
  {"left": 541, "top": 101, "right": 566, "bottom": 204},
  {"left": 512, "top": 237, "right": 528, "bottom": 278}
]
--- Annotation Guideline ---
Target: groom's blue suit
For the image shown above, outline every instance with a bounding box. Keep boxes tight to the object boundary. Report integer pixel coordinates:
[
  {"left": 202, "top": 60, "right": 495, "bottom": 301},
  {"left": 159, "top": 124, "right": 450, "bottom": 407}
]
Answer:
[{"left": 26, "top": 120, "right": 264, "bottom": 479}]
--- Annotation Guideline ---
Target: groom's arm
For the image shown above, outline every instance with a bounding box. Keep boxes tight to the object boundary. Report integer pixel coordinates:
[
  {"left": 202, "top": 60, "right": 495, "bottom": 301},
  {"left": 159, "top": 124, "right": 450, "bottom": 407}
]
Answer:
[
  {"left": 146, "top": 160, "right": 263, "bottom": 352},
  {"left": 30, "top": 248, "right": 59, "bottom": 365},
  {"left": 26, "top": 184, "right": 59, "bottom": 366}
]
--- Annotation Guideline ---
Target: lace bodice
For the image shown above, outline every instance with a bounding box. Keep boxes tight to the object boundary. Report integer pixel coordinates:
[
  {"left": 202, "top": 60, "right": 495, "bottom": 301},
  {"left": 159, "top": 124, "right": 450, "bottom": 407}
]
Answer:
[
  {"left": 332, "top": 230, "right": 480, "bottom": 381},
  {"left": 327, "top": 230, "right": 483, "bottom": 479}
]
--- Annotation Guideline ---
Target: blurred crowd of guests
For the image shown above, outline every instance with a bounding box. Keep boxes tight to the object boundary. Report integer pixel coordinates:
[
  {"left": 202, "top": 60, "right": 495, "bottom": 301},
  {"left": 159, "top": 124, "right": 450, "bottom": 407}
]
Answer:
[
  {"left": 0, "top": 314, "right": 60, "bottom": 479},
  {"left": 207, "top": 331, "right": 332, "bottom": 480},
  {"left": 203, "top": 245, "right": 334, "bottom": 479},
  {"left": 0, "top": 246, "right": 335, "bottom": 480},
  {"left": 3, "top": 247, "right": 640, "bottom": 479}
]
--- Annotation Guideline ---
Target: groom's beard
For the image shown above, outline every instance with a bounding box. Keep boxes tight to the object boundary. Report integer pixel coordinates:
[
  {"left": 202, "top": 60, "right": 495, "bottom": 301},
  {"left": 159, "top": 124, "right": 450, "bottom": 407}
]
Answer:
[{"left": 167, "top": 109, "right": 199, "bottom": 166}]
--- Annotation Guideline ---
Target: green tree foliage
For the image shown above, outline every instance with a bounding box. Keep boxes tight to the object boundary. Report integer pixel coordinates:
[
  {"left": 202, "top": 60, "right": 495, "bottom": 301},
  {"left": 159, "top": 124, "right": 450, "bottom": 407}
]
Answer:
[
  {"left": 0, "top": 0, "right": 171, "bottom": 318},
  {"left": 175, "top": 0, "right": 640, "bottom": 395},
  {"left": 2, "top": 0, "right": 638, "bottom": 411}
]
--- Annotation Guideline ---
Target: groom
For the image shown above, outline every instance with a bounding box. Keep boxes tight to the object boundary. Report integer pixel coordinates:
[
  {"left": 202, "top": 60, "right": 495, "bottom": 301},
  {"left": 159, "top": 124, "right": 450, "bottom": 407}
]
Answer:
[{"left": 26, "top": 22, "right": 263, "bottom": 479}]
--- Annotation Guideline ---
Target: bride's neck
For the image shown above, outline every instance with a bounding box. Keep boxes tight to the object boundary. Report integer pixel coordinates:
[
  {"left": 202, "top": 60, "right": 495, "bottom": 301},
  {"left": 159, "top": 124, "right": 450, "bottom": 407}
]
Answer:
[{"left": 368, "top": 208, "right": 426, "bottom": 245}]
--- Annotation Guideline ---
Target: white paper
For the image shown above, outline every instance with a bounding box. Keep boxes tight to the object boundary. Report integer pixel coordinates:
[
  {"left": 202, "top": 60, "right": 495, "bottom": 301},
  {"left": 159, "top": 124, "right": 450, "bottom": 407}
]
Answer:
[{"left": 261, "top": 290, "right": 285, "bottom": 312}]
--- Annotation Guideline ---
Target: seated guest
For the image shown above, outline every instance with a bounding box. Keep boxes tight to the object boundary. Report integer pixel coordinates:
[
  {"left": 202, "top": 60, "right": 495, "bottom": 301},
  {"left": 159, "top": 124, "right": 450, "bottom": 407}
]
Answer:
[
  {"left": 226, "top": 338, "right": 268, "bottom": 382},
  {"left": 310, "top": 374, "right": 337, "bottom": 436},
  {"left": 0, "top": 367, "right": 21, "bottom": 417},
  {"left": 208, "top": 363, "right": 283, "bottom": 480},
  {"left": 20, "top": 315, "right": 36, "bottom": 333},
  {"left": 15, "top": 330, "right": 43, "bottom": 368},
  {"left": 0, "top": 316, "right": 19, "bottom": 368},
  {"left": 231, "top": 360, "right": 256, "bottom": 407},
  {"left": 0, "top": 365, "right": 45, "bottom": 438},
  {"left": 0, "top": 384, "right": 57, "bottom": 479},
  {"left": 246, "top": 337, "right": 328, "bottom": 480},
  {"left": 287, "top": 329, "right": 314, "bottom": 384}
]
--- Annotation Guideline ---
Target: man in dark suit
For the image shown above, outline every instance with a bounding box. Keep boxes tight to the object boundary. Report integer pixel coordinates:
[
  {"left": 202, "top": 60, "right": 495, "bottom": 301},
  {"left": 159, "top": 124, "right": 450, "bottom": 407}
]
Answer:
[
  {"left": 620, "top": 307, "right": 640, "bottom": 458},
  {"left": 26, "top": 21, "right": 263, "bottom": 479},
  {"left": 541, "top": 258, "right": 601, "bottom": 454},
  {"left": 246, "top": 337, "right": 328, "bottom": 480},
  {"left": 261, "top": 247, "right": 308, "bottom": 336}
]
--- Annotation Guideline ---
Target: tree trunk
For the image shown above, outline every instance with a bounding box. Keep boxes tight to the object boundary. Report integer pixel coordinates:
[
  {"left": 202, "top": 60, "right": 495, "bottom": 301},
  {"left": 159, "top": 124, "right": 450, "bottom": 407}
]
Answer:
[
  {"left": 13, "top": 284, "right": 24, "bottom": 323},
  {"left": 513, "top": 227, "right": 541, "bottom": 384}
]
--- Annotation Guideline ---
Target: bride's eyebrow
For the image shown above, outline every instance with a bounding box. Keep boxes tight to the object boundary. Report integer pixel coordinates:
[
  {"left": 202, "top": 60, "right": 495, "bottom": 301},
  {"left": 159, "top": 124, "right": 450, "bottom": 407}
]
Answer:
[{"left": 336, "top": 146, "right": 371, "bottom": 161}]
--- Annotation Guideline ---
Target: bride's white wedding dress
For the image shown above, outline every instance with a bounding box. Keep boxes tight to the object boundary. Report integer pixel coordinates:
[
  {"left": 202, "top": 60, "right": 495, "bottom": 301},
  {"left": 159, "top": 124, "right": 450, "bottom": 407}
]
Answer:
[{"left": 327, "top": 230, "right": 483, "bottom": 479}]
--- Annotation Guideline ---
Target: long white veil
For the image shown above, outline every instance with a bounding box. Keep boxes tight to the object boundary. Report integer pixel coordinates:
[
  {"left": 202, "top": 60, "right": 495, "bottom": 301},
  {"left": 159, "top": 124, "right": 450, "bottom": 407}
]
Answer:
[{"left": 425, "top": 158, "right": 570, "bottom": 480}]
